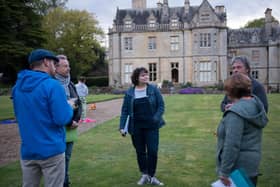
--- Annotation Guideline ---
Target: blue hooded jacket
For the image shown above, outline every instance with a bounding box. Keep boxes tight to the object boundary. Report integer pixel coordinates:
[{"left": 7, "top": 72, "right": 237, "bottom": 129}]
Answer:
[{"left": 12, "top": 70, "right": 73, "bottom": 160}]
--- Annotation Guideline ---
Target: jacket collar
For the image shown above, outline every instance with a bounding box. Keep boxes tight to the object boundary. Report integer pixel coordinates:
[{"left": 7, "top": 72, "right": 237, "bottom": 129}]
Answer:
[{"left": 126, "top": 83, "right": 154, "bottom": 97}]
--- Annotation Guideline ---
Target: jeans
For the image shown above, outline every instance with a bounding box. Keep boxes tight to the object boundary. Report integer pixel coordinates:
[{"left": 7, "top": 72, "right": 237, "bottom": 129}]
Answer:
[
  {"left": 64, "top": 142, "right": 74, "bottom": 187},
  {"left": 131, "top": 128, "right": 159, "bottom": 177}
]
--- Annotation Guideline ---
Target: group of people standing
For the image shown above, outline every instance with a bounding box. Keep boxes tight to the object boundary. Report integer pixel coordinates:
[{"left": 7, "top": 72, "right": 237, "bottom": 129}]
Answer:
[{"left": 12, "top": 48, "right": 268, "bottom": 187}]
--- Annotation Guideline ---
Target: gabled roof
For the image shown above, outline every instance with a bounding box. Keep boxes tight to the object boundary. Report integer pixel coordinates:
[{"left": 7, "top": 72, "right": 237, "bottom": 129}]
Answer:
[{"left": 113, "top": 0, "right": 225, "bottom": 25}]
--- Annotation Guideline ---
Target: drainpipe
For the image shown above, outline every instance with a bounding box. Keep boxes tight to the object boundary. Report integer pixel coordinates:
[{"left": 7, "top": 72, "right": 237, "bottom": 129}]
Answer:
[
  {"left": 266, "top": 45, "right": 269, "bottom": 93},
  {"left": 182, "top": 30, "right": 186, "bottom": 84}
]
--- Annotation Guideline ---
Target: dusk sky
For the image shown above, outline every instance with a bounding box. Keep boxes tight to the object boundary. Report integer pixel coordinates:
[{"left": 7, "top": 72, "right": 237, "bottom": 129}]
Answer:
[{"left": 67, "top": 0, "right": 280, "bottom": 38}]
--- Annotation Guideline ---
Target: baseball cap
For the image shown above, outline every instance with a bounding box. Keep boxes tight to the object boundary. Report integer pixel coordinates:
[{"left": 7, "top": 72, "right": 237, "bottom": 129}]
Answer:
[{"left": 28, "top": 49, "right": 59, "bottom": 64}]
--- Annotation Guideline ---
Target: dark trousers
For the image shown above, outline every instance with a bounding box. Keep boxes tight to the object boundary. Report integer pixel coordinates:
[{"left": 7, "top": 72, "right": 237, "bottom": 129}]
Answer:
[
  {"left": 64, "top": 142, "right": 74, "bottom": 187},
  {"left": 250, "top": 176, "right": 258, "bottom": 186},
  {"left": 131, "top": 128, "right": 159, "bottom": 177}
]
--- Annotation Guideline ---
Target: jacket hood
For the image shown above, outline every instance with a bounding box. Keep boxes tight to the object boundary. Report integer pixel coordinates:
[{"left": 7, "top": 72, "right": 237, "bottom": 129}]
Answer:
[
  {"left": 225, "top": 95, "right": 268, "bottom": 128},
  {"left": 15, "top": 70, "right": 51, "bottom": 92}
]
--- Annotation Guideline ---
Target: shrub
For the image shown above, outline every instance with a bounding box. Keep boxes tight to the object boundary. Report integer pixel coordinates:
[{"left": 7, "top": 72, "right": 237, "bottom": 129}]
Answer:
[
  {"left": 162, "top": 80, "right": 169, "bottom": 88},
  {"left": 180, "top": 82, "right": 192, "bottom": 88},
  {"left": 86, "top": 76, "right": 108, "bottom": 87},
  {"left": 111, "top": 89, "right": 127, "bottom": 94}
]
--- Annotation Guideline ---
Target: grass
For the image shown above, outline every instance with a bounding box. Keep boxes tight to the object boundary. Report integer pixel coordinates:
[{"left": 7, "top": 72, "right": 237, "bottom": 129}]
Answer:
[
  {"left": 0, "top": 94, "right": 279, "bottom": 186},
  {"left": 0, "top": 94, "right": 123, "bottom": 121},
  {"left": 0, "top": 96, "right": 14, "bottom": 120}
]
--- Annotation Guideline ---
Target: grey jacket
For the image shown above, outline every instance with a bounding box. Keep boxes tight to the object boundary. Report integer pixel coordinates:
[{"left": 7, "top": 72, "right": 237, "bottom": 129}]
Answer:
[{"left": 216, "top": 95, "right": 268, "bottom": 177}]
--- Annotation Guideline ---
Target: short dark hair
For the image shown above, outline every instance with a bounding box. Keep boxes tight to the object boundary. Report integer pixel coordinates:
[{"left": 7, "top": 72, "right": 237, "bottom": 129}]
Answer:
[
  {"left": 131, "top": 67, "right": 148, "bottom": 85},
  {"left": 231, "top": 56, "right": 251, "bottom": 74},
  {"left": 78, "top": 76, "right": 86, "bottom": 82},
  {"left": 29, "top": 59, "right": 44, "bottom": 69},
  {"left": 224, "top": 73, "right": 252, "bottom": 99}
]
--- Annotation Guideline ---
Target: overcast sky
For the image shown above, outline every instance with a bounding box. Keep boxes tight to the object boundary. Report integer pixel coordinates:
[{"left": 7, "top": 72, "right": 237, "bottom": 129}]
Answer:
[{"left": 67, "top": 0, "right": 280, "bottom": 35}]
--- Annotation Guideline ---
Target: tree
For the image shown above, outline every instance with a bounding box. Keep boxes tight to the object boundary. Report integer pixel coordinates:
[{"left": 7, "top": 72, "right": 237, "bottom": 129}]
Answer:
[
  {"left": 244, "top": 17, "right": 279, "bottom": 28},
  {"left": 0, "top": 0, "right": 46, "bottom": 83},
  {"left": 42, "top": 7, "right": 105, "bottom": 79},
  {"left": 27, "top": 0, "right": 68, "bottom": 15}
]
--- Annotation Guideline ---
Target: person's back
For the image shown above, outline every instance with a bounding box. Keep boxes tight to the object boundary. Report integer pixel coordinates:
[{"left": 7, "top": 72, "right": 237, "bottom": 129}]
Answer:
[
  {"left": 13, "top": 70, "right": 72, "bottom": 159},
  {"left": 75, "top": 77, "right": 88, "bottom": 121},
  {"left": 12, "top": 49, "right": 73, "bottom": 187}
]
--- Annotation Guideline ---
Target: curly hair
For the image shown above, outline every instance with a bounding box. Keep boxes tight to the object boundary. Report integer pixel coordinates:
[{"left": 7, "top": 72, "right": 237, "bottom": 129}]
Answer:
[
  {"left": 224, "top": 73, "right": 252, "bottom": 99},
  {"left": 131, "top": 67, "right": 148, "bottom": 85}
]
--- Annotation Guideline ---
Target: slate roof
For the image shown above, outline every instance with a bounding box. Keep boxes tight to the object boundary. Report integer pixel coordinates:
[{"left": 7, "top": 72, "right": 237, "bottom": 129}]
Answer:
[{"left": 113, "top": 5, "right": 225, "bottom": 25}]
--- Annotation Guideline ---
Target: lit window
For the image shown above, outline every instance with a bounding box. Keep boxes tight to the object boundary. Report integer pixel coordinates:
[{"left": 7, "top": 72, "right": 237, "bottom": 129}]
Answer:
[{"left": 149, "top": 63, "right": 157, "bottom": 81}]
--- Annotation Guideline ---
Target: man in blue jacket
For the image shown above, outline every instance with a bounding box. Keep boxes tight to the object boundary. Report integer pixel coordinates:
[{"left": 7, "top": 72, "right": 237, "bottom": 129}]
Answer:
[{"left": 12, "top": 49, "right": 73, "bottom": 187}]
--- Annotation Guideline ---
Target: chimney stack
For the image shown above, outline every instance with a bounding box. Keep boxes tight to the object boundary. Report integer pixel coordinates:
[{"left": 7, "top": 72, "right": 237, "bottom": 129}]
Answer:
[{"left": 132, "top": 0, "right": 147, "bottom": 9}]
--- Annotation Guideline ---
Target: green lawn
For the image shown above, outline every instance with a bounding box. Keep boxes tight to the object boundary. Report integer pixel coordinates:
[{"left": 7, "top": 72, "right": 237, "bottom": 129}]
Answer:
[
  {"left": 0, "top": 94, "right": 123, "bottom": 121},
  {"left": 0, "top": 94, "right": 279, "bottom": 186},
  {"left": 0, "top": 96, "right": 14, "bottom": 120}
]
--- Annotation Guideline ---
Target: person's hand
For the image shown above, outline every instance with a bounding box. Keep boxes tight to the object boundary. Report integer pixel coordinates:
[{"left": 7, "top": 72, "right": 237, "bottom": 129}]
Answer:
[
  {"left": 70, "top": 121, "right": 79, "bottom": 129},
  {"left": 219, "top": 176, "right": 231, "bottom": 186},
  {"left": 67, "top": 98, "right": 78, "bottom": 109},
  {"left": 225, "top": 103, "right": 233, "bottom": 111},
  {"left": 119, "top": 129, "right": 127, "bottom": 137}
]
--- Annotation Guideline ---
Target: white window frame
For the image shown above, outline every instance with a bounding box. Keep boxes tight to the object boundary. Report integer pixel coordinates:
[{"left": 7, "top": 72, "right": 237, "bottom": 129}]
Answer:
[
  {"left": 149, "top": 63, "right": 157, "bottom": 81},
  {"left": 148, "top": 36, "right": 156, "bottom": 50},
  {"left": 124, "top": 64, "right": 133, "bottom": 83},
  {"left": 171, "top": 19, "right": 178, "bottom": 27},
  {"left": 200, "top": 33, "right": 211, "bottom": 47},
  {"left": 149, "top": 20, "right": 156, "bottom": 28},
  {"left": 124, "top": 20, "right": 132, "bottom": 29},
  {"left": 124, "top": 37, "right": 133, "bottom": 51},
  {"left": 170, "top": 36, "right": 179, "bottom": 51}
]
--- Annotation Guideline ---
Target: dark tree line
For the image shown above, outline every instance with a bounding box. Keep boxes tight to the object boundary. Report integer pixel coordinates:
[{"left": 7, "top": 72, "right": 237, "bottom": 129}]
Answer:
[
  {"left": 0, "top": 0, "right": 105, "bottom": 85},
  {"left": 0, "top": 0, "right": 46, "bottom": 83}
]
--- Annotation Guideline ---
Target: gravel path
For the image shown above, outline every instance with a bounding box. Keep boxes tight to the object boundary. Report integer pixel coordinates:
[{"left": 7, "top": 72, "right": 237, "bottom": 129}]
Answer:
[{"left": 0, "top": 99, "right": 123, "bottom": 167}]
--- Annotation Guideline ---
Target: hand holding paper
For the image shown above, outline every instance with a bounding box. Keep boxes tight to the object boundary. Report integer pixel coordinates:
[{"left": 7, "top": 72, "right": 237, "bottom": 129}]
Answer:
[{"left": 120, "top": 115, "right": 130, "bottom": 137}]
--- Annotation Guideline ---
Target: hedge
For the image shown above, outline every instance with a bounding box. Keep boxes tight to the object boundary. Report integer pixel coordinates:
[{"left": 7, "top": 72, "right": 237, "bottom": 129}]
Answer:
[{"left": 85, "top": 76, "right": 108, "bottom": 87}]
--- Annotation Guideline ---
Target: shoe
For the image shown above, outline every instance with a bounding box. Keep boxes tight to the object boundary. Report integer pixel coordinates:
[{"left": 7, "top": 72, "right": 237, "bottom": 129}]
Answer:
[
  {"left": 137, "top": 174, "right": 150, "bottom": 185},
  {"left": 150, "top": 177, "right": 164, "bottom": 186}
]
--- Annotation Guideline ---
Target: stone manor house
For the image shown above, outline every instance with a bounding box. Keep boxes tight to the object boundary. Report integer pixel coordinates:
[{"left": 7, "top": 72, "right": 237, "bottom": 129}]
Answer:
[{"left": 108, "top": 0, "right": 280, "bottom": 91}]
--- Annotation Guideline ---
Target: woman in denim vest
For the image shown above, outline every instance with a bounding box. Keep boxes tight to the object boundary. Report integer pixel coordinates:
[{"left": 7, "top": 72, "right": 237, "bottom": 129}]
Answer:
[{"left": 119, "top": 67, "right": 165, "bottom": 186}]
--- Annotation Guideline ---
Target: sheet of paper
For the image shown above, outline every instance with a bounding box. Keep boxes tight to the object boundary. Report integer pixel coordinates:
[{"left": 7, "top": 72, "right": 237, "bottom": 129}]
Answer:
[{"left": 211, "top": 178, "right": 236, "bottom": 187}]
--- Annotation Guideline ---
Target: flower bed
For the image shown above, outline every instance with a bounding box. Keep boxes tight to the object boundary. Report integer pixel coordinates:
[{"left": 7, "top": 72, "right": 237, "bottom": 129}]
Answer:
[{"left": 178, "top": 87, "right": 204, "bottom": 94}]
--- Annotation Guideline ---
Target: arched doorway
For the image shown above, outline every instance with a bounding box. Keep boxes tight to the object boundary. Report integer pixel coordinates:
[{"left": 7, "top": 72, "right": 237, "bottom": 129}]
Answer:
[
  {"left": 171, "top": 69, "right": 178, "bottom": 82},
  {"left": 171, "top": 62, "right": 179, "bottom": 83}
]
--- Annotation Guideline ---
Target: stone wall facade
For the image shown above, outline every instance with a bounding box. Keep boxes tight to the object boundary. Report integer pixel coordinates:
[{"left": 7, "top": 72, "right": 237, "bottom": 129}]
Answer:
[{"left": 108, "top": 0, "right": 280, "bottom": 91}]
